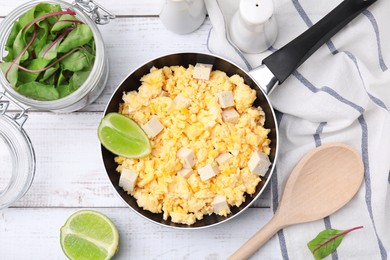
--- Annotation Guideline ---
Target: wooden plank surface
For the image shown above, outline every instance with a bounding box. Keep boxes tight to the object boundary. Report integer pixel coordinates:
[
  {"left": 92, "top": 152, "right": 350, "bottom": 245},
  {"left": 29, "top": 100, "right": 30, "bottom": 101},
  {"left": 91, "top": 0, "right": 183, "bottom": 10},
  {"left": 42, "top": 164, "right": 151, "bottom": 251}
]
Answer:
[{"left": 0, "top": 207, "right": 282, "bottom": 259}]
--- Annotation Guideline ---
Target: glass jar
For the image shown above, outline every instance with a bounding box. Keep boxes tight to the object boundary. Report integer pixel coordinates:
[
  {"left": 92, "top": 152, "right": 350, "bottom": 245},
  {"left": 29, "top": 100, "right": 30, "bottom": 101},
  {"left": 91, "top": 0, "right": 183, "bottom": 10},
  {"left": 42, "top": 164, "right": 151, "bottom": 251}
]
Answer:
[
  {"left": 0, "top": 0, "right": 114, "bottom": 209},
  {"left": 0, "top": 0, "right": 114, "bottom": 112},
  {"left": 0, "top": 96, "right": 35, "bottom": 209}
]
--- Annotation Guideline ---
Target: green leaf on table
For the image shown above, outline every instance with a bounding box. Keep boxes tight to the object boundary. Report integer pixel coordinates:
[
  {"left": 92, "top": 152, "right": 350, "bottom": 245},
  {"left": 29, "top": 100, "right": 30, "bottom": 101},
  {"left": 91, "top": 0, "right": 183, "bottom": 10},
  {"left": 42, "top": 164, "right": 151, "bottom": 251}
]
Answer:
[
  {"left": 307, "top": 226, "right": 363, "bottom": 260},
  {"left": 16, "top": 81, "right": 59, "bottom": 101},
  {"left": 58, "top": 24, "right": 93, "bottom": 53},
  {"left": 51, "top": 14, "right": 78, "bottom": 33}
]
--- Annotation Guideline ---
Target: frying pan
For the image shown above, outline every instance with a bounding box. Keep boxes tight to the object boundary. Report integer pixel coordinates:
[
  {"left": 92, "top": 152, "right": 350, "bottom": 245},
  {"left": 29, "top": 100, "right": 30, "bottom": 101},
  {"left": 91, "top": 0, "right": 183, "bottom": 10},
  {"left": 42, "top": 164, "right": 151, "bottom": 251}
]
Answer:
[{"left": 101, "top": 0, "right": 377, "bottom": 229}]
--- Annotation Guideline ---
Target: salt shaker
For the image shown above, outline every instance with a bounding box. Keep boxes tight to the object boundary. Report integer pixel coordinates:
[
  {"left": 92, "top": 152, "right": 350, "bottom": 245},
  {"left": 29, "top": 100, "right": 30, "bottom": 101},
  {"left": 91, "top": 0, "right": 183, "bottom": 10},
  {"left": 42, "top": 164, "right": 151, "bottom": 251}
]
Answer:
[
  {"left": 160, "top": 0, "right": 206, "bottom": 34},
  {"left": 229, "top": 0, "right": 278, "bottom": 53}
]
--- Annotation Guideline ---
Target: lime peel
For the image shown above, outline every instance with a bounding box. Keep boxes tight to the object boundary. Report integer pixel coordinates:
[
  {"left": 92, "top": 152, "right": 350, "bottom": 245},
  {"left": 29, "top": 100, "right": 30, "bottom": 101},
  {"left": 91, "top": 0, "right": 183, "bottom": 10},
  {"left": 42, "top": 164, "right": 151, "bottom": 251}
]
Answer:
[{"left": 98, "top": 112, "right": 151, "bottom": 158}]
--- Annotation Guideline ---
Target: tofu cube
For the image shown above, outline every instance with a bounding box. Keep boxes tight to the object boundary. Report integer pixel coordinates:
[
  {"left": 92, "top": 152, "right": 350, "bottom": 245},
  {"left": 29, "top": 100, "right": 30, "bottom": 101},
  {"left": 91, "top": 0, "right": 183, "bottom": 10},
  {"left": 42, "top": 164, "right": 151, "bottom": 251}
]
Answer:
[
  {"left": 178, "top": 168, "right": 193, "bottom": 178},
  {"left": 193, "top": 63, "right": 213, "bottom": 80},
  {"left": 119, "top": 169, "right": 138, "bottom": 193},
  {"left": 222, "top": 108, "right": 240, "bottom": 124},
  {"left": 230, "top": 150, "right": 239, "bottom": 156},
  {"left": 248, "top": 151, "right": 271, "bottom": 176},
  {"left": 142, "top": 116, "right": 164, "bottom": 138},
  {"left": 211, "top": 195, "right": 229, "bottom": 214},
  {"left": 216, "top": 152, "right": 233, "bottom": 166},
  {"left": 173, "top": 93, "right": 191, "bottom": 107},
  {"left": 198, "top": 164, "right": 219, "bottom": 181},
  {"left": 217, "top": 91, "right": 234, "bottom": 108},
  {"left": 177, "top": 148, "right": 195, "bottom": 168}
]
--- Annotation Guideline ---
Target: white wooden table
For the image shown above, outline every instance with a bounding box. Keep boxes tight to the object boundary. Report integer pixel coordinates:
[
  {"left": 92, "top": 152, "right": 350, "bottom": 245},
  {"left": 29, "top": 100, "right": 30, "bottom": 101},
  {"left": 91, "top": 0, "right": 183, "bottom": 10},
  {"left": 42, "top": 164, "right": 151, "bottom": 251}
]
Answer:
[{"left": 0, "top": 1, "right": 282, "bottom": 259}]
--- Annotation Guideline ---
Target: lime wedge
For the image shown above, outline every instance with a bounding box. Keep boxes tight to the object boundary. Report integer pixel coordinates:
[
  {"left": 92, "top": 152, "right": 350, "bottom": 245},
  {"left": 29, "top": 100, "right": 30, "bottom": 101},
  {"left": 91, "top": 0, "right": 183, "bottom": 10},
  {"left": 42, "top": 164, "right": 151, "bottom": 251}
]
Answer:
[
  {"left": 98, "top": 112, "right": 151, "bottom": 158},
  {"left": 60, "top": 210, "right": 119, "bottom": 260}
]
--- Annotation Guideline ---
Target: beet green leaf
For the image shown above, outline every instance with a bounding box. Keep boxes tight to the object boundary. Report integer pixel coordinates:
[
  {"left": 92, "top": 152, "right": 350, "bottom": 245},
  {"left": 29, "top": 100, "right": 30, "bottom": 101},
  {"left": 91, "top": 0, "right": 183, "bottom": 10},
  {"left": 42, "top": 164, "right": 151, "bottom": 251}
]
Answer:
[
  {"left": 0, "top": 3, "right": 95, "bottom": 101},
  {"left": 307, "top": 226, "right": 363, "bottom": 260}
]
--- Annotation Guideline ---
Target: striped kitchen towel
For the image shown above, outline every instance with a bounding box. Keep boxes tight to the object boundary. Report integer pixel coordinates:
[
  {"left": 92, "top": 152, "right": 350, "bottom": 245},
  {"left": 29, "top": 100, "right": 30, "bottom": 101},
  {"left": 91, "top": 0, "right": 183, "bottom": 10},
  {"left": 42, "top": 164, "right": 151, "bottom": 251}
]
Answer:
[{"left": 205, "top": 0, "right": 390, "bottom": 259}]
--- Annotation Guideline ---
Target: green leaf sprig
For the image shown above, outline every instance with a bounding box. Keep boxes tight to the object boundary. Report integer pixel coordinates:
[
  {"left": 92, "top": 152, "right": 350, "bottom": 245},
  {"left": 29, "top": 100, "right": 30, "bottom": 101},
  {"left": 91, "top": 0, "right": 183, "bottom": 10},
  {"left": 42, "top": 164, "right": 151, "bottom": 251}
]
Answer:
[
  {"left": 307, "top": 225, "right": 364, "bottom": 260},
  {"left": 0, "top": 3, "right": 95, "bottom": 101}
]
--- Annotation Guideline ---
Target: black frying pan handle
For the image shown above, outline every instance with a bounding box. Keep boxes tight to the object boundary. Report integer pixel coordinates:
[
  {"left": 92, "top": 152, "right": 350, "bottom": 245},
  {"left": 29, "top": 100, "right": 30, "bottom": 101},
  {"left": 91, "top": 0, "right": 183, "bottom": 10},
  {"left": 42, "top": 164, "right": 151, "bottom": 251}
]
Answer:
[{"left": 262, "top": 0, "right": 377, "bottom": 84}]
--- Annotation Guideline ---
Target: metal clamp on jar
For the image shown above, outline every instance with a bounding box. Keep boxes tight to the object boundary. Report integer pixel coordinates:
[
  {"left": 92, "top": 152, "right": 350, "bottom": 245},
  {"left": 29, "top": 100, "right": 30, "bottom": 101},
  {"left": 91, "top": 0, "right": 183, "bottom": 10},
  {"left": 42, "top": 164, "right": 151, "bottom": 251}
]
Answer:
[{"left": 0, "top": 0, "right": 114, "bottom": 209}]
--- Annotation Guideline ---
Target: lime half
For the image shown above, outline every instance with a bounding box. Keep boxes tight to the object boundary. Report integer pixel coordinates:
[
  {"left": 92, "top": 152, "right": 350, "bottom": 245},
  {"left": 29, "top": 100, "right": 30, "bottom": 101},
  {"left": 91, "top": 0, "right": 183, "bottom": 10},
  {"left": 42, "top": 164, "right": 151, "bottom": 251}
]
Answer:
[
  {"left": 60, "top": 210, "right": 119, "bottom": 260},
  {"left": 98, "top": 112, "right": 151, "bottom": 158}
]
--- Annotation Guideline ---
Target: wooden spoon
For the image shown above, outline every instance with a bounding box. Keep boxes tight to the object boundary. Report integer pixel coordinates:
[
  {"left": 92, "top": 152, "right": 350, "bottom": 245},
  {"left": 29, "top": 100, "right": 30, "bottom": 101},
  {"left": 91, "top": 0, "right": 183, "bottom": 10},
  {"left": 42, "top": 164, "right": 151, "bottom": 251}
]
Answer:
[{"left": 229, "top": 143, "right": 364, "bottom": 260}]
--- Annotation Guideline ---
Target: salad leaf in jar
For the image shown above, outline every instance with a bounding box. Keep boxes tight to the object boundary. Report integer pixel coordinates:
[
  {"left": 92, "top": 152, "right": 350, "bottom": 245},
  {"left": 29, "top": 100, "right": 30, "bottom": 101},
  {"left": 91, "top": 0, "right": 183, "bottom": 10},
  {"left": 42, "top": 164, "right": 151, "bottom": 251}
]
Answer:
[{"left": 0, "top": 3, "right": 95, "bottom": 101}]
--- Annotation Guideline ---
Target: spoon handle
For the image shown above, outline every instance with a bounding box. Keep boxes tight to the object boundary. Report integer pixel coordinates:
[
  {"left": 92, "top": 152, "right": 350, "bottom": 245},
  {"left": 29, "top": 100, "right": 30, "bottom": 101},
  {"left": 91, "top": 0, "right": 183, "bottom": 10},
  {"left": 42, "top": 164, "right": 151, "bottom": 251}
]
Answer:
[
  {"left": 229, "top": 215, "right": 284, "bottom": 260},
  {"left": 262, "top": 0, "right": 377, "bottom": 84}
]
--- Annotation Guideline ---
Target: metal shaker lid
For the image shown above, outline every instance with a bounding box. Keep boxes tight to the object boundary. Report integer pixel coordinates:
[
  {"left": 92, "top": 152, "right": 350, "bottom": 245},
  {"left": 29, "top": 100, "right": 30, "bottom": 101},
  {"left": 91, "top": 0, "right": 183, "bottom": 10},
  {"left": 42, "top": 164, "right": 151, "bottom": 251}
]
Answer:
[{"left": 229, "top": 0, "right": 278, "bottom": 53}]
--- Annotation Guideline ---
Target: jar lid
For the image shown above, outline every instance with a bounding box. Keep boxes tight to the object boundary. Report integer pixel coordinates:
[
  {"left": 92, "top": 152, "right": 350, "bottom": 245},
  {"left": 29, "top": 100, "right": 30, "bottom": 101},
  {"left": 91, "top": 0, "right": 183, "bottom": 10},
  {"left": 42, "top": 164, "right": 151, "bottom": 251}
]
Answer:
[{"left": 0, "top": 98, "right": 35, "bottom": 209}]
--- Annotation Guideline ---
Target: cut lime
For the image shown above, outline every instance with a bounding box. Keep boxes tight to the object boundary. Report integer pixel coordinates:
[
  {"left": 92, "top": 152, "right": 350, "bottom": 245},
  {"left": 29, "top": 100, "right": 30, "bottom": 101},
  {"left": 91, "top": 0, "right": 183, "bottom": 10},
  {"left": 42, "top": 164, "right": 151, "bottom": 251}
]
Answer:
[
  {"left": 98, "top": 112, "right": 151, "bottom": 158},
  {"left": 60, "top": 210, "right": 119, "bottom": 260}
]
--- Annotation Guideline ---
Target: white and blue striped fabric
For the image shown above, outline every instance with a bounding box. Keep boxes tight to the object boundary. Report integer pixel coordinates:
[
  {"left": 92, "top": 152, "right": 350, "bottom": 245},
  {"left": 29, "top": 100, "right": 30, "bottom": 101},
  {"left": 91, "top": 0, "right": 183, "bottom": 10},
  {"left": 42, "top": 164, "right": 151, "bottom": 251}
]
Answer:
[{"left": 205, "top": 0, "right": 389, "bottom": 259}]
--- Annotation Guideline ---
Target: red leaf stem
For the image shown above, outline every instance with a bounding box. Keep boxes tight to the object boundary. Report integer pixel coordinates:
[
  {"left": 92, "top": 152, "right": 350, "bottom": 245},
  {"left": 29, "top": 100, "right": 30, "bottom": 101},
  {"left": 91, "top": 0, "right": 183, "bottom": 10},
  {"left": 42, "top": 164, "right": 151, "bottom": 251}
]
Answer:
[
  {"left": 54, "top": 19, "right": 84, "bottom": 25},
  {"left": 31, "top": 49, "right": 37, "bottom": 59},
  {"left": 5, "top": 25, "right": 37, "bottom": 81},
  {"left": 42, "top": 27, "right": 73, "bottom": 58},
  {"left": 312, "top": 226, "right": 364, "bottom": 254},
  {"left": 14, "top": 47, "right": 82, "bottom": 73},
  {"left": 79, "top": 45, "right": 88, "bottom": 52},
  {"left": 22, "top": 8, "right": 76, "bottom": 33}
]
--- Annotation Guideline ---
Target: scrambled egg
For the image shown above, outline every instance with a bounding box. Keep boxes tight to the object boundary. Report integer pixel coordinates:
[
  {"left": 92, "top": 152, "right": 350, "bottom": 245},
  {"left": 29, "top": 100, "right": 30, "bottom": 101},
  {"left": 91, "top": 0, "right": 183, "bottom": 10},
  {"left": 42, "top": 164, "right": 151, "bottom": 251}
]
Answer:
[{"left": 115, "top": 65, "right": 271, "bottom": 225}]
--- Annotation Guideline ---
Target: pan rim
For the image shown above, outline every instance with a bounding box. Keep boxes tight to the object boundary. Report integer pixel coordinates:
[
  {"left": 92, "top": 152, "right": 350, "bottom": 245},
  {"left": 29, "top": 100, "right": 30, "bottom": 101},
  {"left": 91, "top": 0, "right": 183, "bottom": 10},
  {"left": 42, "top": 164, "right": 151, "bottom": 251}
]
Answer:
[{"left": 100, "top": 51, "right": 279, "bottom": 229}]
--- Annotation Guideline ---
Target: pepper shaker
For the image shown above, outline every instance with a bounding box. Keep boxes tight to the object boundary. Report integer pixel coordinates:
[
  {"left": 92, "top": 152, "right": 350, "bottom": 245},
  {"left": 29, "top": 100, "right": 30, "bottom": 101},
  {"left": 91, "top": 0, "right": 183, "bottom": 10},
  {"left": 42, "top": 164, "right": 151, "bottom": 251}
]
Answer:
[
  {"left": 229, "top": 0, "right": 277, "bottom": 53},
  {"left": 160, "top": 0, "right": 206, "bottom": 34}
]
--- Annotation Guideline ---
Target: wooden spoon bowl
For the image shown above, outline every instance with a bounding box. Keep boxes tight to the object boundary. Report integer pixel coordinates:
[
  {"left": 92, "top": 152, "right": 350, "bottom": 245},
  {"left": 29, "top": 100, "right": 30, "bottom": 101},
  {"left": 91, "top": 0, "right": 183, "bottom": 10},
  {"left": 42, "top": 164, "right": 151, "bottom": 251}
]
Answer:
[{"left": 229, "top": 143, "right": 364, "bottom": 259}]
